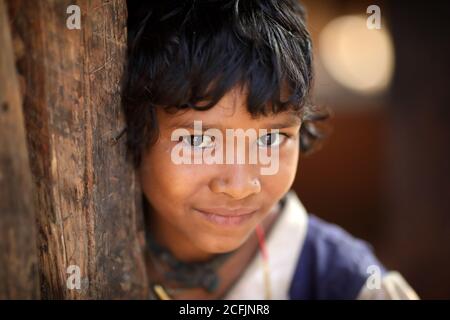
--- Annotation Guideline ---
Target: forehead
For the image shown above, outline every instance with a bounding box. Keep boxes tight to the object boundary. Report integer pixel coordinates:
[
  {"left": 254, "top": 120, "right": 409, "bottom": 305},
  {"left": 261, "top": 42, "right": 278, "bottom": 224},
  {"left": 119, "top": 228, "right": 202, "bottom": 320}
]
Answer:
[{"left": 158, "top": 87, "right": 302, "bottom": 130}]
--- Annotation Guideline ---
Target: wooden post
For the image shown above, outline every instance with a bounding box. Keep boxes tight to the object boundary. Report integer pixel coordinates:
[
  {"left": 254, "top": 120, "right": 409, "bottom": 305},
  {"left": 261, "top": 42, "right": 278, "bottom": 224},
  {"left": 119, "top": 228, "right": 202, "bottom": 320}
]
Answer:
[
  {"left": 0, "top": 0, "right": 40, "bottom": 299},
  {"left": 7, "top": 0, "right": 148, "bottom": 299}
]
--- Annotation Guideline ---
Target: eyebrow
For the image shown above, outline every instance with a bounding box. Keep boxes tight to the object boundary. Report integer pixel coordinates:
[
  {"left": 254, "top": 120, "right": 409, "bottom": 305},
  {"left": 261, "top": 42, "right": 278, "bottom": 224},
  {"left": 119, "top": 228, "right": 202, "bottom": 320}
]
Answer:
[
  {"left": 167, "top": 120, "right": 214, "bottom": 130},
  {"left": 261, "top": 115, "right": 302, "bottom": 129},
  {"left": 167, "top": 114, "right": 302, "bottom": 131}
]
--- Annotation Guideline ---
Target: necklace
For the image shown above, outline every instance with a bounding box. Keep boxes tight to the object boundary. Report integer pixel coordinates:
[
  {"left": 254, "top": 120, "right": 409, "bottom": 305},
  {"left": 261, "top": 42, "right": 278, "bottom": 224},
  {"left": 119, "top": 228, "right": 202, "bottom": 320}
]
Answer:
[
  {"left": 149, "top": 224, "right": 272, "bottom": 300},
  {"left": 147, "top": 230, "right": 234, "bottom": 295}
]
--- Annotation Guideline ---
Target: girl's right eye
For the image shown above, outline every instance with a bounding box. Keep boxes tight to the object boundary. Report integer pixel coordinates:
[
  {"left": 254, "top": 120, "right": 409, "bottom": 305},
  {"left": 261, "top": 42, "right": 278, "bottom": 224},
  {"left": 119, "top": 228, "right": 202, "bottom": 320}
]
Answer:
[{"left": 181, "top": 135, "right": 215, "bottom": 149}]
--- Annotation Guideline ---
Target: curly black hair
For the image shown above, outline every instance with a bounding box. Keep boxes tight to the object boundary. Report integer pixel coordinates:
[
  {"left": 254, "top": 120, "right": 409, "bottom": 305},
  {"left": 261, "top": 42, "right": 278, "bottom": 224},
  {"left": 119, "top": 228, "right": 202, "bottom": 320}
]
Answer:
[{"left": 123, "top": 0, "right": 329, "bottom": 166}]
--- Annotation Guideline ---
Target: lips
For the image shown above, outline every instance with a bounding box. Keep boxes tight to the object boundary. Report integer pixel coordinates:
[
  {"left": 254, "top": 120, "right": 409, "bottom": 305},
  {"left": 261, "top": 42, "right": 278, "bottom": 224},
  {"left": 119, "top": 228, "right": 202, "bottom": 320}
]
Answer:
[
  {"left": 194, "top": 207, "right": 258, "bottom": 226},
  {"left": 196, "top": 207, "right": 258, "bottom": 216}
]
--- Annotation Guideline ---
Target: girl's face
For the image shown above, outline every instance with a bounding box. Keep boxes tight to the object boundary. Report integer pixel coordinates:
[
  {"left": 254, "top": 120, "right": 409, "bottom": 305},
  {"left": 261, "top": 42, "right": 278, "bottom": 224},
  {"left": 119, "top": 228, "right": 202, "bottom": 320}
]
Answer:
[{"left": 139, "top": 87, "right": 301, "bottom": 261}]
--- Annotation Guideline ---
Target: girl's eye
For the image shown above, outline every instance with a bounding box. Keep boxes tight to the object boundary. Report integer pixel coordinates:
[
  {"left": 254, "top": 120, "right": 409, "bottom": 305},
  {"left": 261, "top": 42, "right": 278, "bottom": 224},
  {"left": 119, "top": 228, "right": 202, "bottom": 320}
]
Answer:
[
  {"left": 182, "top": 135, "right": 215, "bottom": 149},
  {"left": 256, "top": 132, "right": 287, "bottom": 147}
]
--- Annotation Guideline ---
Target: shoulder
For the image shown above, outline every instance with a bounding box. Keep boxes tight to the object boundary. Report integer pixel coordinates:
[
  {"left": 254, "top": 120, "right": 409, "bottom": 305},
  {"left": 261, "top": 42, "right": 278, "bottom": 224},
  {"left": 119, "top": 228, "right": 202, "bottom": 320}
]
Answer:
[
  {"left": 225, "top": 191, "right": 418, "bottom": 300},
  {"left": 289, "top": 212, "right": 386, "bottom": 299},
  {"left": 306, "top": 215, "right": 384, "bottom": 277}
]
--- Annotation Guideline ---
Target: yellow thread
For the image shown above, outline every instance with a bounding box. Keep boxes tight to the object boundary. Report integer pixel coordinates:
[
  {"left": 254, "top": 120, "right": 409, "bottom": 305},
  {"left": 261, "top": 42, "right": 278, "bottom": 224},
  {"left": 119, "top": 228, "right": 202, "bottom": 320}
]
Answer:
[
  {"left": 262, "top": 258, "right": 272, "bottom": 300},
  {"left": 153, "top": 284, "right": 172, "bottom": 300}
]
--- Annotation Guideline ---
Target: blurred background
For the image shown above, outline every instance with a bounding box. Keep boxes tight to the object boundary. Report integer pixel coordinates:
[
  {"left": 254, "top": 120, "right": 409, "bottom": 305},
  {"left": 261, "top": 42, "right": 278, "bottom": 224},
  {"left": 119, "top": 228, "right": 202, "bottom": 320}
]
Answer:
[{"left": 292, "top": 0, "right": 450, "bottom": 299}]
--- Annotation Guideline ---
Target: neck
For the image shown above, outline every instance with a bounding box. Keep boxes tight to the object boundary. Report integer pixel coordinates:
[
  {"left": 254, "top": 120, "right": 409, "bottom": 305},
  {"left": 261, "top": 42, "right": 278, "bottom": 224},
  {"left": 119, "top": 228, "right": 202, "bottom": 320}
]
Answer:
[{"left": 148, "top": 212, "right": 215, "bottom": 263}]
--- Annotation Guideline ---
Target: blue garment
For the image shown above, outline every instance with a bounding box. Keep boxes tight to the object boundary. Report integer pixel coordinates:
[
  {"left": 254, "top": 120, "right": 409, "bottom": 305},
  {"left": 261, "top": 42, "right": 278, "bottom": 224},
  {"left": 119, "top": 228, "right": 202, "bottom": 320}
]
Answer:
[{"left": 289, "top": 215, "right": 387, "bottom": 300}]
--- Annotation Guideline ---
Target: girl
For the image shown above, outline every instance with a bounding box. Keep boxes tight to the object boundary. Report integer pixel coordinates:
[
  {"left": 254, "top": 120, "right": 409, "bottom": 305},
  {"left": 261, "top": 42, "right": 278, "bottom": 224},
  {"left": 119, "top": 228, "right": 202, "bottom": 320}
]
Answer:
[{"left": 122, "top": 0, "right": 418, "bottom": 300}]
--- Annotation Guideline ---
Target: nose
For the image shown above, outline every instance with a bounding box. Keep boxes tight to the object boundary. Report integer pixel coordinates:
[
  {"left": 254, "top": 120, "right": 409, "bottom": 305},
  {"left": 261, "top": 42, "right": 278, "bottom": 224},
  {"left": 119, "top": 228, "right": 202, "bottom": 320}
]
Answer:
[{"left": 209, "top": 164, "right": 261, "bottom": 200}]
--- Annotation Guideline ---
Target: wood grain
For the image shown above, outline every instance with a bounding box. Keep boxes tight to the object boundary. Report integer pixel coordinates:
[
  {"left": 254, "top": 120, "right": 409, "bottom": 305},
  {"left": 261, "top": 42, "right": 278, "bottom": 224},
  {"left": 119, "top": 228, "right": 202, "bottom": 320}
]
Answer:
[
  {"left": 0, "top": 0, "right": 40, "bottom": 299},
  {"left": 7, "top": 0, "right": 148, "bottom": 299}
]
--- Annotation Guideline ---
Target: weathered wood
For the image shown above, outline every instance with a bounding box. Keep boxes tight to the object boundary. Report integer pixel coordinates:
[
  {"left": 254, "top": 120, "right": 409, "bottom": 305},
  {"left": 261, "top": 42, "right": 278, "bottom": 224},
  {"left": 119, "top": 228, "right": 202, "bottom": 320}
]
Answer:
[
  {"left": 0, "top": 0, "right": 40, "bottom": 299},
  {"left": 8, "top": 0, "right": 148, "bottom": 299}
]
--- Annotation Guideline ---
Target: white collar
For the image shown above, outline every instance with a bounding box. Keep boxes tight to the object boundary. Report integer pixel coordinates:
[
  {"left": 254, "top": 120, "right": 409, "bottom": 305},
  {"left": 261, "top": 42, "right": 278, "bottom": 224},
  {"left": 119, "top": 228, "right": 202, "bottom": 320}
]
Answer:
[{"left": 224, "top": 191, "right": 308, "bottom": 299}]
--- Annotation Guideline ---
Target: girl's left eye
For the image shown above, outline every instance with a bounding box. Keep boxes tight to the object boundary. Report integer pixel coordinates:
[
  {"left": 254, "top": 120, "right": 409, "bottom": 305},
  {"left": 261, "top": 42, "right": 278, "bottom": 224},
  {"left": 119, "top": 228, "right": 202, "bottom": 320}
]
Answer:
[{"left": 256, "top": 132, "right": 287, "bottom": 147}]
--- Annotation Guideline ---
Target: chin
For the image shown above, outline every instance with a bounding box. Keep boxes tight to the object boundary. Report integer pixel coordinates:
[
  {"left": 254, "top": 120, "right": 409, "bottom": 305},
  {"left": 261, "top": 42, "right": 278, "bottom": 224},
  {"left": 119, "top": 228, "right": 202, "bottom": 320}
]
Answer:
[{"left": 198, "top": 233, "right": 248, "bottom": 254}]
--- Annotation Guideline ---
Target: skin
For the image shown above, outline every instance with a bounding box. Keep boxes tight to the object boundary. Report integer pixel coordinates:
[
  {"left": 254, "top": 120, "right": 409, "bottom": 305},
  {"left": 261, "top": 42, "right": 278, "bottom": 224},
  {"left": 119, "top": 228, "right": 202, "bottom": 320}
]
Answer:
[{"left": 139, "top": 86, "right": 302, "bottom": 267}]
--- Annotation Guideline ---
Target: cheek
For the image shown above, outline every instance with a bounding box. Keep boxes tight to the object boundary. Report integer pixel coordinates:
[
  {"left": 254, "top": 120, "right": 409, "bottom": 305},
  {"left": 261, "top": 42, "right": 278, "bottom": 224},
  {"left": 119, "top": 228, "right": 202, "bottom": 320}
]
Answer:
[
  {"left": 139, "top": 145, "right": 212, "bottom": 213},
  {"left": 262, "top": 142, "right": 299, "bottom": 197}
]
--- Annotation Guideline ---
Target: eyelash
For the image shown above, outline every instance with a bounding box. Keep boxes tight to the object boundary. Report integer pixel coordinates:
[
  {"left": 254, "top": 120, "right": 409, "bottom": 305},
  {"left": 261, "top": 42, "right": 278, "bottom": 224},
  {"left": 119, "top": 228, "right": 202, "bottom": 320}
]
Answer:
[
  {"left": 180, "top": 132, "right": 292, "bottom": 149},
  {"left": 256, "top": 132, "right": 291, "bottom": 148},
  {"left": 180, "top": 135, "right": 216, "bottom": 149}
]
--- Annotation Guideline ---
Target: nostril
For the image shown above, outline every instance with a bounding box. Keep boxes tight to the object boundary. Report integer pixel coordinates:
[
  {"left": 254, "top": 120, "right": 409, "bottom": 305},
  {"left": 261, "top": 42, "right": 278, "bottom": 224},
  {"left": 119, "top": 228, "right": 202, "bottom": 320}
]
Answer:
[{"left": 1, "top": 102, "right": 9, "bottom": 113}]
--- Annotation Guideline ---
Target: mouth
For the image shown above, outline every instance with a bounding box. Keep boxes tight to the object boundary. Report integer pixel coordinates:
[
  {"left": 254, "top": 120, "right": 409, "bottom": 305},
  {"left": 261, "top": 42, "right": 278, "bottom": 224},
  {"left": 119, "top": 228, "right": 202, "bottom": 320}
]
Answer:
[{"left": 193, "top": 207, "right": 258, "bottom": 226}]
